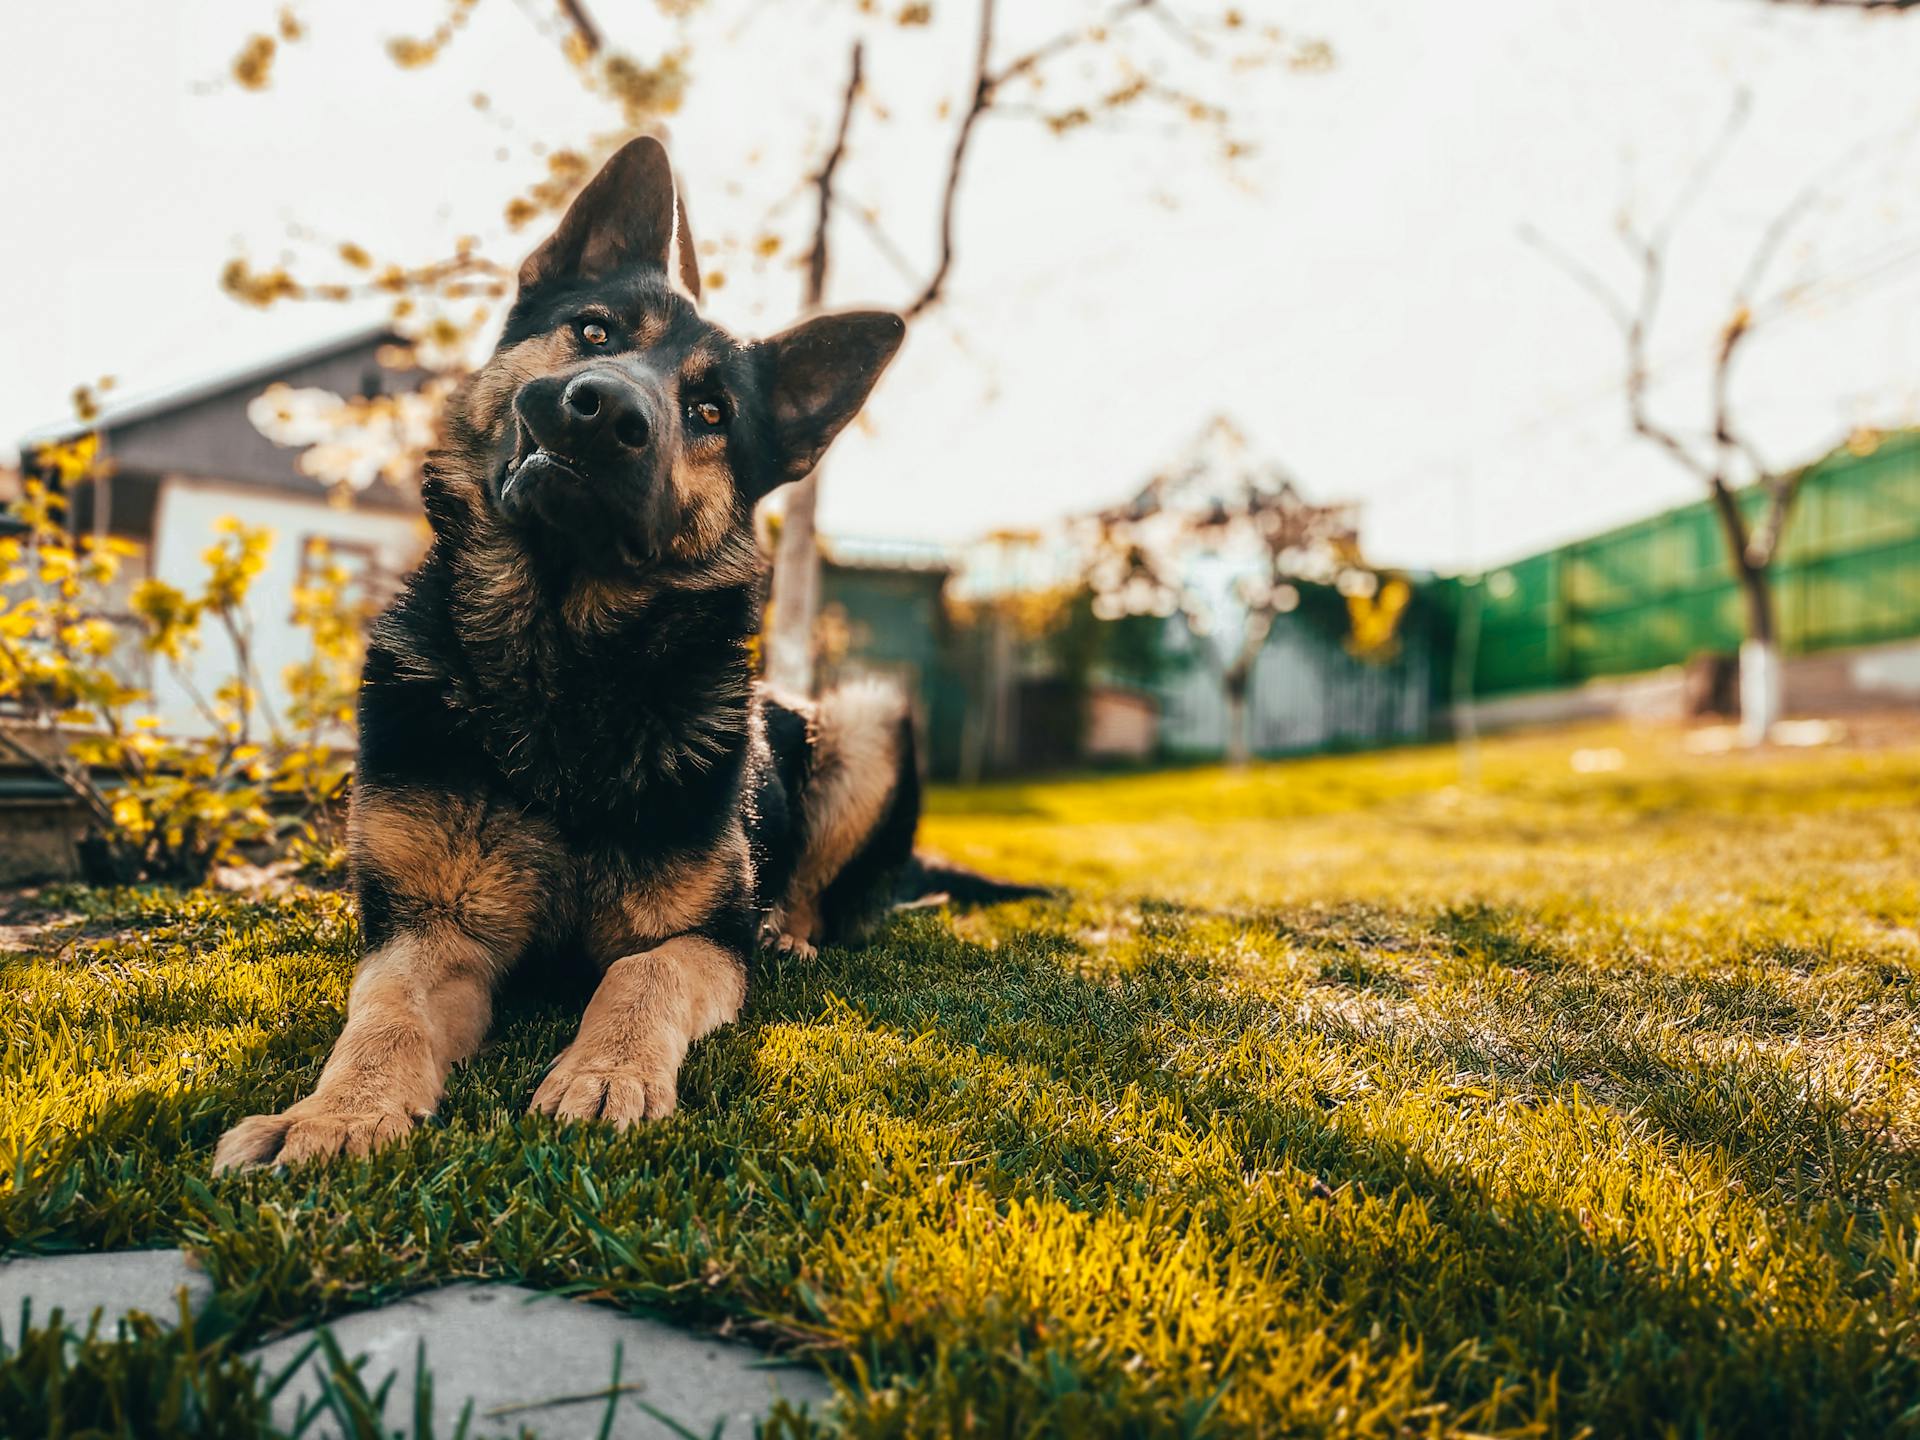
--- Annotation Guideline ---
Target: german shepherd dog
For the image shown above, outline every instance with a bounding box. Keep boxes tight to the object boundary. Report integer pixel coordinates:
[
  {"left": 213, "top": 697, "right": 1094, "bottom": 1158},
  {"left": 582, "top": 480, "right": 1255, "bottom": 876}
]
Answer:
[{"left": 214, "top": 138, "right": 1029, "bottom": 1171}]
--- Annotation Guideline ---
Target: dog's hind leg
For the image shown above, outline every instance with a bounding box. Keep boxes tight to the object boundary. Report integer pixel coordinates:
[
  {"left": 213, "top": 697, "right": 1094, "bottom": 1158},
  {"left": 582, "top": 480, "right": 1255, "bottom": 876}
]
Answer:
[{"left": 773, "top": 679, "right": 912, "bottom": 958}]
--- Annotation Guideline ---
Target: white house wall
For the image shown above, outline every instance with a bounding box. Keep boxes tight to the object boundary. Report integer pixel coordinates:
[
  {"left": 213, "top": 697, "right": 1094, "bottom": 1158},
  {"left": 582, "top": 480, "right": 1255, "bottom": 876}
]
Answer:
[
  {"left": 1158, "top": 616, "right": 1433, "bottom": 758},
  {"left": 147, "top": 476, "right": 427, "bottom": 738}
]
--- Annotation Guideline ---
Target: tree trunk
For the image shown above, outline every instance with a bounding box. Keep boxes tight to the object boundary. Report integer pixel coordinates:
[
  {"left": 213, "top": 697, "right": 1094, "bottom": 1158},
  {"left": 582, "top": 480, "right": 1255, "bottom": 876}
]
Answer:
[
  {"left": 988, "top": 607, "right": 1017, "bottom": 775},
  {"left": 1223, "top": 668, "right": 1252, "bottom": 769},
  {"left": 764, "top": 472, "right": 822, "bottom": 694},
  {"left": 1451, "top": 576, "right": 1484, "bottom": 786},
  {"left": 1225, "top": 695, "right": 1250, "bottom": 768},
  {"left": 1737, "top": 567, "right": 1782, "bottom": 745},
  {"left": 762, "top": 43, "right": 863, "bottom": 699}
]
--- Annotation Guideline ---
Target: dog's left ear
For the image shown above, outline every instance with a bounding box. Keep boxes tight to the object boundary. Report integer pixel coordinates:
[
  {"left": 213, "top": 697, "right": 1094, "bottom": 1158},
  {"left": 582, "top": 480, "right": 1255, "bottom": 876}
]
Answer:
[
  {"left": 753, "top": 311, "right": 906, "bottom": 493},
  {"left": 518, "top": 134, "right": 702, "bottom": 299}
]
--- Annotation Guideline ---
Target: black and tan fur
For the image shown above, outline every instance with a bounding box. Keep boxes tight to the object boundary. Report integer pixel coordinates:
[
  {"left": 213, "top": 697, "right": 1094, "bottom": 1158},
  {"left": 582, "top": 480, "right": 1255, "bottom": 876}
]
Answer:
[{"left": 213, "top": 138, "right": 1025, "bottom": 1170}]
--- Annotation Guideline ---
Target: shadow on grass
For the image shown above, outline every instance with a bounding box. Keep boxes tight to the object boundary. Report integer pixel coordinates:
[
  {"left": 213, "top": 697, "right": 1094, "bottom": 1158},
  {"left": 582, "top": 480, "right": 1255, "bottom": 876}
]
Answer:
[
  {"left": 10, "top": 889, "right": 1916, "bottom": 1435},
  {"left": 1433, "top": 904, "right": 1568, "bottom": 972},
  {"left": 1302, "top": 911, "right": 1918, "bottom": 1213},
  {"left": 740, "top": 910, "right": 1917, "bottom": 1435}
]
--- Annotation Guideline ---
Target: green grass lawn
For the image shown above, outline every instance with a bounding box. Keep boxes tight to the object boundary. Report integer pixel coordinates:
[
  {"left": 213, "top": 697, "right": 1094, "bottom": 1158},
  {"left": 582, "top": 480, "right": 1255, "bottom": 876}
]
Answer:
[{"left": 4, "top": 724, "right": 1919, "bottom": 1436}]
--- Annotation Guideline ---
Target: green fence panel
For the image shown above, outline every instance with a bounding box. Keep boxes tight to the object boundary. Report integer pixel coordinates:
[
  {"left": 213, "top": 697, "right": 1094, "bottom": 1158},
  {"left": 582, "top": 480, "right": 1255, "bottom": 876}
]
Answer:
[{"left": 1442, "top": 432, "right": 1920, "bottom": 699}]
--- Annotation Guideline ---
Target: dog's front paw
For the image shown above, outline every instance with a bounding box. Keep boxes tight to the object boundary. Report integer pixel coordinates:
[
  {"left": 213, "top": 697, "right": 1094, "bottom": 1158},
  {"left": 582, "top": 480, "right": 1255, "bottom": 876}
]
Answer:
[
  {"left": 530, "top": 1046, "right": 677, "bottom": 1128},
  {"left": 212, "top": 1099, "right": 419, "bottom": 1173}
]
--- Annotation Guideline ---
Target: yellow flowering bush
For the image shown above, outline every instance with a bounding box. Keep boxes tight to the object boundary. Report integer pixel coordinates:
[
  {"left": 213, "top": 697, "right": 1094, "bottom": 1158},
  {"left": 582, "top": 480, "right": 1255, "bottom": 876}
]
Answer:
[{"left": 0, "top": 437, "right": 366, "bottom": 882}]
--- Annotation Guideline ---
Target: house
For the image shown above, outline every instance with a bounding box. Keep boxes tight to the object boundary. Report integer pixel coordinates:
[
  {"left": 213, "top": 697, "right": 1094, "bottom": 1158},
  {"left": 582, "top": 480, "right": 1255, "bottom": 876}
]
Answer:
[
  {"left": 17, "top": 327, "right": 429, "bottom": 736},
  {"left": 1153, "top": 600, "right": 1439, "bottom": 759},
  {"left": 12, "top": 329, "right": 968, "bottom": 756},
  {"left": 815, "top": 537, "right": 967, "bottom": 776},
  {"left": 5, "top": 329, "right": 990, "bottom": 877},
  {"left": 947, "top": 523, "right": 1441, "bottom": 769}
]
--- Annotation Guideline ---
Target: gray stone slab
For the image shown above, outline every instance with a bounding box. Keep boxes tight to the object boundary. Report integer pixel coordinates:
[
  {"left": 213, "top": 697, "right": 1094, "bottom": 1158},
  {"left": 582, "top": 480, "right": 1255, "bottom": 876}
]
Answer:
[
  {"left": 248, "top": 1283, "right": 834, "bottom": 1438},
  {"left": 0, "top": 1249, "right": 212, "bottom": 1335}
]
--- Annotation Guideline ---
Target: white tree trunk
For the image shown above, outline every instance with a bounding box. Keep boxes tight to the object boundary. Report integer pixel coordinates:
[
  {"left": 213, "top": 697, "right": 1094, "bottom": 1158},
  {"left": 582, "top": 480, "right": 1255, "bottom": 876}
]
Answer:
[
  {"left": 764, "top": 471, "right": 822, "bottom": 695},
  {"left": 1739, "top": 637, "right": 1782, "bottom": 745},
  {"left": 1451, "top": 578, "right": 1484, "bottom": 787},
  {"left": 1225, "top": 691, "right": 1251, "bottom": 769},
  {"left": 987, "top": 609, "right": 1017, "bottom": 775}
]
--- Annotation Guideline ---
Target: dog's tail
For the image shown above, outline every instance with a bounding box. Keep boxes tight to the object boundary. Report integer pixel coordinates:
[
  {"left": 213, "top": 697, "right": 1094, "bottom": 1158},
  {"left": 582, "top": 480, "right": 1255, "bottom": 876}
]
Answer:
[{"left": 894, "top": 851, "right": 1055, "bottom": 910}]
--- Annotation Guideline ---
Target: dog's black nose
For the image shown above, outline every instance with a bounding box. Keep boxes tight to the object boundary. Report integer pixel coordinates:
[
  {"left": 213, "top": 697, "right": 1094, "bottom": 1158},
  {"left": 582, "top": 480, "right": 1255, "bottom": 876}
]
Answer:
[{"left": 559, "top": 372, "right": 651, "bottom": 453}]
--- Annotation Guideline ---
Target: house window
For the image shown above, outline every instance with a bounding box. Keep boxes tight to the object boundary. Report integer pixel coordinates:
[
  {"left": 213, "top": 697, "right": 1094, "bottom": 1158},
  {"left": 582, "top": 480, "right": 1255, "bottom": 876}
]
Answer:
[
  {"left": 0, "top": 538, "right": 154, "bottom": 713},
  {"left": 293, "top": 536, "right": 401, "bottom": 622}
]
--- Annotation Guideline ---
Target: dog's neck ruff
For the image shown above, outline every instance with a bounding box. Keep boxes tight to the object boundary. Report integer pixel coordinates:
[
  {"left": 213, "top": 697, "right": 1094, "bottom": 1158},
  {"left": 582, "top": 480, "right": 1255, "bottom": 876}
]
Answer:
[{"left": 400, "top": 489, "right": 760, "bottom": 834}]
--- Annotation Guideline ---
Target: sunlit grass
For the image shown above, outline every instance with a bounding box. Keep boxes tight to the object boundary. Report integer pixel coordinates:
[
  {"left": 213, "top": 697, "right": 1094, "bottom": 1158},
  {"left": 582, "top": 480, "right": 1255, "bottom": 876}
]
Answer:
[{"left": 3, "top": 723, "right": 1918, "bottom": 1435}]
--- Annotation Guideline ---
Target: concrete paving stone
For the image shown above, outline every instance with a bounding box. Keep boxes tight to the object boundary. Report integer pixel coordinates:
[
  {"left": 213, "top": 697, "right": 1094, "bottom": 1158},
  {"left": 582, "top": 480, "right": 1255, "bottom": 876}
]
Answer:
[
  {"left": 248, "top": 1283, "right": 835, "bottom": 1438},
  {"left": 0, "top": 1249, "right": 213, "bottom": 1336}
]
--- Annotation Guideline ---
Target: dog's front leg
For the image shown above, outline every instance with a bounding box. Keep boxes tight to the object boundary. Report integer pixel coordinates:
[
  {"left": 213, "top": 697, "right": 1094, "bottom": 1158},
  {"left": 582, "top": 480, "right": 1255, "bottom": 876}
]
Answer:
[
  {"left": 530, "top": 936, "right": 746, "bottom": 1126},
  {"left": 213, "top": 925, "right": 504, "bottom": 1171}
]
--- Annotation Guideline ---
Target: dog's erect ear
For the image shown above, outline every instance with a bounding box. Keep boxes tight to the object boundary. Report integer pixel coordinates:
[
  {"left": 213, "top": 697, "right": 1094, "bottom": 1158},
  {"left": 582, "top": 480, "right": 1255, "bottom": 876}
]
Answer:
[
  {"left": 753, "top": 311, "right": 906, "bottom": 493},
  {"left": 669, "top": 177, "right": 700, "bottom": 301},
  {"left": 518, "top": 135, "right": 702, "bottom": 299}
]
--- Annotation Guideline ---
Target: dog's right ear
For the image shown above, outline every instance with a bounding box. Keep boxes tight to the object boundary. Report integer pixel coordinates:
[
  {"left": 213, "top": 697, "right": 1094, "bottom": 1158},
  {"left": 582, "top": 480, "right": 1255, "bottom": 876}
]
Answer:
[
  {"left": 518, "top": 135, "right": 701, "bottom": 299},
  {"left": 752, "top": 310, "right": 906, "bottom": 496}
]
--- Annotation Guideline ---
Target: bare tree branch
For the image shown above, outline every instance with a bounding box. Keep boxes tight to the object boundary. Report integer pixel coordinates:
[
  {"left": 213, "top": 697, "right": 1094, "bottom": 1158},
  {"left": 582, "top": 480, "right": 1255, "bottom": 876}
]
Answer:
[
  {"left": 1138, "top": 0, "right": 1216, "bottom": 56},
  {"left": 770, "top": 0, "right": 1273, "bottom": 692},
  {"left": 902, "top": 0, "right": 999, "bottom": 320},
  {"left": 807, "top": 42, "right": 865, "bottom": 309},
  {"left": 1709, "top": 297, "right": 1772, "bottom": 532},
  {"left": 1756, "top": 0, "right": 1919, "bottom": 9},
  {"left": 1710, "top": 117, "right": 1885, "bottom": 563},
  {"left": 1516, "top": 225, "right": 1635, "bottom": 332},
  {"left": 1630, "top": 198, "right": 1757, "bottom": 559},
  {"left": 994, "top": 0, "right": 1156, "bottom": 88},
  {"left": 837, "top": 190, "right": 928, "bottom": 290},
  {"left": 1732, "top": 186, "right": 1823, "bottom": 310},
  {"left": 1523, "top": 94, "right": 1777, "bottom": 500},
  {"left": 1525, "top": 85, "right": 1897, "bottom": 723},
  {"left": 1645, "top": 90, "right": 1751, "bottom": 257},
  {"left": 902, "top": 0, "right": 1168, "bottom": 320},
  {"left": 555, "top": 0, "right": 602, "bottom": 54},
  {"left": 1528, "top": 101, "right": 1765, "bottom": 583},
  {"left": 1520, "top": 222, "right": 1721, "bottom": 486},
  {"left": 1746, "top": 471, "right": 1807, "bottom": 569}
]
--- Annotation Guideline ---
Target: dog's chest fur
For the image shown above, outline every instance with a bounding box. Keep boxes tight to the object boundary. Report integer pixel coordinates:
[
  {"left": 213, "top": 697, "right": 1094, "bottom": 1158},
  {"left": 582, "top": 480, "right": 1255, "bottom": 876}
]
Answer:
[
  {"left": 371, "top": 536, "right": 758, "bottom": 843},
  {"left": 356, "top": 552, "right": 773, "bottom": 965}
]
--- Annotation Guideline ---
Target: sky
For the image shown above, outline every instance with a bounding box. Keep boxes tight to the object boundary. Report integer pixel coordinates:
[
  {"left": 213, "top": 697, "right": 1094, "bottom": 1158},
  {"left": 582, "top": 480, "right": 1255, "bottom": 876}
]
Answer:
[{"left": 4, "top": 0, "right": 1920, "bottom": 575}]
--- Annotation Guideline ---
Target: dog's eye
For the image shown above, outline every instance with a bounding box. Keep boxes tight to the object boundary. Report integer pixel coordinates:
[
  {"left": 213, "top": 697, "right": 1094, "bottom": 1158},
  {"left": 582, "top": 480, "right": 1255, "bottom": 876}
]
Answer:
[
  {"left": 579, "top": 321, "right": 609, "bottom": 346},
  {"left": 686, "top": 399, "right": 727, "bottom": 429}
]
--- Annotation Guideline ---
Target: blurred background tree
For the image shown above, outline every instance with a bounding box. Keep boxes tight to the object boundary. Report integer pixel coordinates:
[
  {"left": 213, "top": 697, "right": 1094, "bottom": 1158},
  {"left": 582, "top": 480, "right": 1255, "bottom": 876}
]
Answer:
[
  {"left": 1080, "top": 416, "right": 1388, "bottom": 766},
  {"left": 213, "top": 0, "right": 1330, "bottom": 692},
  {"left": 1754, "top": 1, "right": 1916, "bottom": 10},
  {"left": 1524, "top": 94, "right": 1908, "bottom": 744}
]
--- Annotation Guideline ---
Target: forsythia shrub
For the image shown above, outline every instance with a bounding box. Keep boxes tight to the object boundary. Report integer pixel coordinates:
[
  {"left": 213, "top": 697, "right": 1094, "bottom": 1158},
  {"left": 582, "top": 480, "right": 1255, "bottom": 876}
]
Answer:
[{"left": 0, "top": 436, "right": 368, "bottom": 882}]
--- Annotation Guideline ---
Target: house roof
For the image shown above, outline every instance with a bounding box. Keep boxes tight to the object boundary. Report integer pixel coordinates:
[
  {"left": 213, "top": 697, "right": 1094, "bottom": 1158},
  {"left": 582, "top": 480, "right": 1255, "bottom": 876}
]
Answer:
[
  {"left": 11, "top": 328, "right": 965, "bottom": 560},
  {"left": 821, "top": 536, "right": 955, "bottom": 574},
  {"left": 15, "top": 324, "right": 400, "bottom": 452},
  {"left": 15, "top": 324, "right": 426, "bottom": 516}
]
